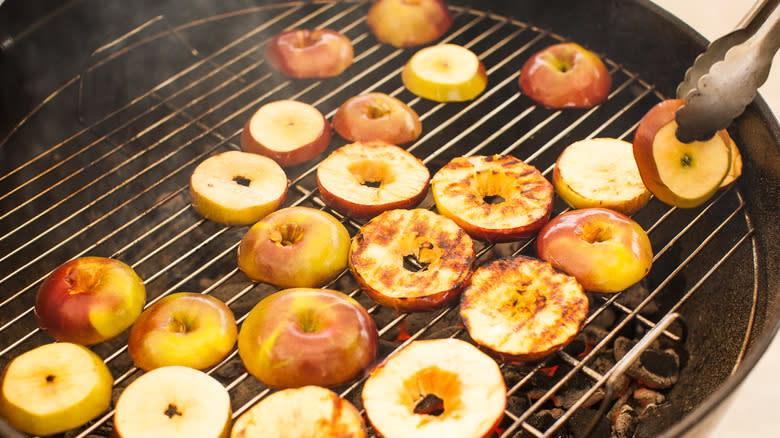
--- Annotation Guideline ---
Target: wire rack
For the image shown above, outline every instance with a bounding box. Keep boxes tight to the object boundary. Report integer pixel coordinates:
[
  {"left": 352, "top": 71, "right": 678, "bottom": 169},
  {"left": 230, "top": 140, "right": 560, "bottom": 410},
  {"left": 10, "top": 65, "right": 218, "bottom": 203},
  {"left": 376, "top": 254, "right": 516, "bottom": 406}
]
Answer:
[{"left": 0, "top": 1, "right": 757, "bottom": 437}]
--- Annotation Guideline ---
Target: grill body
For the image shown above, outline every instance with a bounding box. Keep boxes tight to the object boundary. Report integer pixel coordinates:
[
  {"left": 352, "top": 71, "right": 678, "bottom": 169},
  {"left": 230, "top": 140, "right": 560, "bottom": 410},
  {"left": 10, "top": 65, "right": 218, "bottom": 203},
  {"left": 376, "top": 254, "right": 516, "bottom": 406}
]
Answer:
[{"left": 0, "top": 1, "right": 778, "bottom": 437}]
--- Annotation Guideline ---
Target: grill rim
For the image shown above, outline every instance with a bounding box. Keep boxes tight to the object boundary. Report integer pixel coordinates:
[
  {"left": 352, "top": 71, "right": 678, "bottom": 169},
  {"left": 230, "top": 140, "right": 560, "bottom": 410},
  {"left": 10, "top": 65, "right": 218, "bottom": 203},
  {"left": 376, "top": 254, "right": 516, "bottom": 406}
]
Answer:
[{"left": 0, "top": 1, "right": 778, "bottom": 437}]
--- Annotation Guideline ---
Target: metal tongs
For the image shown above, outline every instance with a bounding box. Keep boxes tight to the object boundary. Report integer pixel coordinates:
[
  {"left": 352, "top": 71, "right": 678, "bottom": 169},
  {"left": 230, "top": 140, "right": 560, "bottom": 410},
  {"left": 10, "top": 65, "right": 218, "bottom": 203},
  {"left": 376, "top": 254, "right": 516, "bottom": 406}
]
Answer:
[{"left": 675, "top": 0, "right": 780, "bottom": 142}]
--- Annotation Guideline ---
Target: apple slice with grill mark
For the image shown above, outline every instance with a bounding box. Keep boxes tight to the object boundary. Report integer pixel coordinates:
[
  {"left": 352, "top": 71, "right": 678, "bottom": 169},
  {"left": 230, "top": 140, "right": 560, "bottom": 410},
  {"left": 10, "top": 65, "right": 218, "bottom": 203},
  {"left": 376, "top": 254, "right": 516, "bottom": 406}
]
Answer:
[
  {"left": 402, "top": 44, "right": 487, "bottom": 102},
  {"left": 113, "top": 366, "right": 232, "bottom": 438},
  {"left": 460, "top": 256, "right": 589, "bottom": 362},
  {"left": 0, "top": 342, "right": 113, "bottom": 437},
  {"left": 633, "top": 99, "right": 732, "bottom": 208},
  {"left": 231, "top": 386, "right": 366, "bottom": 438},
  {"left": 241, "top": 100, "right": 331, "bottom": 167},
  {"left": 190, "top": 150, "right": 288, "bottom": 226},
  {"left": 431, "top": 154, "right": 554, "bottom": 242},
  {"left": 317, "top": 141, "right": 430, "bottom": 220}
]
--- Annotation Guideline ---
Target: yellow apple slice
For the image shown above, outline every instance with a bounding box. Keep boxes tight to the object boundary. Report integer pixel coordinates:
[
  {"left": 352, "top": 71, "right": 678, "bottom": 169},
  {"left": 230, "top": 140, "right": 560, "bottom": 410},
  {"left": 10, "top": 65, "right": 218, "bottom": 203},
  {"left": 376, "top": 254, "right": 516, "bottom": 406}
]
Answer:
[
  {"left": 361, "top": 339, "right": 506, "bottom": 438},
  {"left": 0, "top": 342, "right": 113, "bottom": 436},
  {"left": 190, "top": 150, "right": 288, "bottom": 226},
  {"left": 241, "top": 100, "right": 331, "bottom": 167},
  {"left": 633, "top": 99, "right": 732, "bottom": 208},
  {"left": 114, "top": 366, "right": 232, "bottom": 438},
  {"left": 231, "top": 386, "right": 366, "bottom": 437},
  {"left": 402, "top": 44, "right": 487, "bottom": 102},
  {"left": 553, "top": 138, "right": 651, "bottom": 215},
  {"left": 719, "top": 131, "right": 743, "bottom": 188}
]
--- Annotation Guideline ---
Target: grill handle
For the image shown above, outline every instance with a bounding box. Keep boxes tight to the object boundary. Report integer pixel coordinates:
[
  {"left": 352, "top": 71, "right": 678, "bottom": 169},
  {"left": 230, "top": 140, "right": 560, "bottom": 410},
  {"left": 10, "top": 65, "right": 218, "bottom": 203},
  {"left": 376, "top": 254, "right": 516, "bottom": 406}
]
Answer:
[{"left": 581, "top": 312, "right": 682, "bottom": 438}]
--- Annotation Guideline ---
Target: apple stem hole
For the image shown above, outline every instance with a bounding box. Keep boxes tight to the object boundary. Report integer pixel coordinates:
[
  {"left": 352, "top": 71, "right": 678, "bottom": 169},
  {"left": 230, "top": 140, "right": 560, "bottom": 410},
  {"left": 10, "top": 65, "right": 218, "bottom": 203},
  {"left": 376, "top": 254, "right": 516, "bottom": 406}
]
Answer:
[
  {"left": 414, "top": 393, "right": 444, "bottom": 416},
  {"left": 580, "top": 221, "right": 614, "bottom": 244},
  {"left": 366, "top": 102, "right": 390, "bottom": 119},
  {"left": 271, "top": 223, "right": 303, "bottom": 246},
  {"left": 483, "top": 195, "right": 505, "bottom": 205},
  {"left": 164, "top": 403, "right": 183, "bottom": 419},
  {"left": 233, "top": 176, "right": 251, "bottom": 187}
]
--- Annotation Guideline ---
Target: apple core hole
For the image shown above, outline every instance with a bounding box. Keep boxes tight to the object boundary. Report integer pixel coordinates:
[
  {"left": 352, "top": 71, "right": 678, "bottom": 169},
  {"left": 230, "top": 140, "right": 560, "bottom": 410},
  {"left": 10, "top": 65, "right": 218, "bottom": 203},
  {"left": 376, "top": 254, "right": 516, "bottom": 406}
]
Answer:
[
  {"left": 362, "top": 180, "right": 382, "bottom": 188},
  {"left": 233, "top": 176, "right": 251, "bottom": 187},
  {"left": 580, "top": 221, "right": 613, "bottom": 244},
  {"left": 164, "top": 403, "right": 183, "bottom": 419},
  {"left": 403, "top": 254, "right": 429, "bottom": 272},
  {"left": 414, "top": 393, "right": 444, "bottom": 416},
  {"left": 483, "top": 194, "right": 505, "bottom": 205},
  {"left": 348, "top": 160, "right": 393, "bottom": 189},
  {"left": 271, "top": 223, "right": 303, "bottom": 247},
  {"left": 681, "top": 153, "right": 692, "bottom": 168},
  {"left": 365, "top": 101, "right": 391, "bottom": 119},
  {"left": 45, "top": 374, "right": 55, "bottom": 383},
  {"left": 297, "top": 310, "right": 321, "bottom": 333}
]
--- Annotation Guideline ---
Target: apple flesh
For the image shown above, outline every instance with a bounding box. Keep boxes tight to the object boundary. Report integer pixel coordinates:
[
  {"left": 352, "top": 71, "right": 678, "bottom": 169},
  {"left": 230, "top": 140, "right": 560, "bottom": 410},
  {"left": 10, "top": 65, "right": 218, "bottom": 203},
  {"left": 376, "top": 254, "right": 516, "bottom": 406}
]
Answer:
[
  {"left": 34, "top": 256, "right": 146, "bottom": 345},
  {"left": 402, "top": 44, "right": 488, "bottom": 102},
  {"left": 113, "top": 365, "right": 232, "bottom": 438},
  {"left": 518, "top": 42, "right": 611, "bottom": 108},
  {"left": 536, "top": 208, "right": 653, "bottom": 293},
  {"left": 632, "top": 99, "right": 732, "bottom": 208},
  {"left": 237, "top": 288, "right": 379, "bottom": 388},
  {"left": 332, "top": 92, "right": 422, "bottom": 145},
  {"left": 190, "top": 150, "right": 288, "bottom": 226},
  {"left": 237, "top": 207, "right": 351, "bottom": 288},
  {"left": 367, "top": 0, "right": 453, "bottom": 48},
  {"left": 231, "top": 386, "right": 367, "bottom": 437},
  {"left": 264, "top": 29, "right": 353, "bottom": 78},
  {"left": 241, "top": 99, "right": 331, "bottom": 167},
  {"left": 0, "top": 342, "right": 113, "bottom": 436},
  {"left": 128, "top": 292, "right": 238, "bottom": 371},
  {"left": 361, "top": 338, "right": 506, "bottom": 438},
  {"left": 317, "top": 141, "right": 430, "bottom": 220}
]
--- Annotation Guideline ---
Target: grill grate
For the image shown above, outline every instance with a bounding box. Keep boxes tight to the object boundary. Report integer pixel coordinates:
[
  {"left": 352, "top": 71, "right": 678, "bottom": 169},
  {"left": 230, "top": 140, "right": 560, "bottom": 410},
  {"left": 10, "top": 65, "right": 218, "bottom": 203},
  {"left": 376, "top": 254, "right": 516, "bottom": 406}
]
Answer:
[{"left": 0, "top": 1, "right": 757, "bottom": 437}]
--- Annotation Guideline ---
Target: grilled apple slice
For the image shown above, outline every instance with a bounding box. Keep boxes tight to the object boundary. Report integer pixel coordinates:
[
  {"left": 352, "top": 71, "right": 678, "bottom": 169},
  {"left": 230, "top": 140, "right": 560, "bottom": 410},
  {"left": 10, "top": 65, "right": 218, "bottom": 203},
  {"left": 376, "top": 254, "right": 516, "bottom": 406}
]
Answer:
[
  {"left": 241, "top": 100, "right": 331, "bottom": 167},
  {"left": 114, "top": 366, "right": 232, "bottom": 438},
  {"left": 367, "top": 0, "right": 452, "bottom": 48},
  {"left": 190, "top": 151, "right": 288, "bottom": 225},
  {"left": 461, "top": 256, "right": 588, "bottom": 362},
  {"left": 720, "top": 132, "right": 743, "bottom": 188},
  {"left": 0, "top": 342, "right": 113, "bottom": 436},
  {"left": 317, "top": 141, "right": 430, "bottom": 220},
  {"left": 553, "top": 138, "right": 651, "bottom": 215},
  {"left": 349, "top": 208, "right": 475, "bottom": 312},
  {"left": 332, "top": 92, "right": 422, "bottom": 145},
  {"left": 362, "top": 338, "right": 506, "bottom": 438},
  {"left": 231, "top": 386, "right": 366, "bottom": 438},
  {"left": 431, "top": 154, "right": 554, "bottom": 242},
  {"left": 264, "top": 29, "right": 353, "bottom": 79},
  {"left": 402, "top": 44, "right": 487, "bottom": 102}
]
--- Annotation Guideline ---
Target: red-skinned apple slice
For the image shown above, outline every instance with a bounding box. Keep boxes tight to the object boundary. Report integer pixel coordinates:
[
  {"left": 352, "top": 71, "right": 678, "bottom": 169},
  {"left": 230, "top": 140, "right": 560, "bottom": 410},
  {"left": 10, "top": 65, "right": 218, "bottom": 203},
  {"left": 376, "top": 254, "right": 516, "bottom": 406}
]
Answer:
[
  {"left": 190, "top": 150, "right": 288, "bottom": 226},
  {"left": 632, "top": 99, "right": 732, "bottom": 208},
  {"left": 0, "top": 342, "right": 113, "bottom": 436},
  {"left": 317, "top": 141, "right": 430, "bottom": 220},
  {"left": 431, "top": 154, "right": 554, "bottom": 242},
  {"left": 518, "top": 42, "right": 611, "bottom": 108},
  {"left": 536, "top": 208, "right": 653, "bottom": 293},
  {"left": 361, "top": 338, "right": 506, "bottom": 438},
  {"left": 264, "top": 29, "right": 353, "bottom": 78},
  {"left": 34, "top": 256, "right": 146, "bottom": 346},
  {"left": 367, "top": 0, "right": 452, "bottom": 48},
  {"left": 237, "top": 288, "right": 378, "bottom": 388},
  {"left": 332, "top": 93, "right": 422, "bottom": 145},
  {"left": 113, "top": 366, "right": 232, "bottom": 438},
  {"left": 127, "top": 292, "right": 238, "bottom": 371},
  {"left": 241, "top": 100, "right": 331, "bottom": 167},
  {"left": 231, "top": 386, "right": 367, "bottom": 437},
  {"left": 402, "top": 44, "right": 487, "bottom": 102}
]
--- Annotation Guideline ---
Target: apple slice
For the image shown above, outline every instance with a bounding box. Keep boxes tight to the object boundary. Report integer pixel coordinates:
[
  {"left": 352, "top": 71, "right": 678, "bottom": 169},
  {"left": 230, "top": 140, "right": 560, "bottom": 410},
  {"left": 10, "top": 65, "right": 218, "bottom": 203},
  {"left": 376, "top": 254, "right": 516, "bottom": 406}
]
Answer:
[
  {"left": 349, "top": 208, "right": 475, "bottom": 312},
  {"left": 402, "top": 44, "right": 487, "bottom": 102},
  {"left": 264, "top": 29, "right": 353, "bottom": 78},
  {"left": 431, "top": 154, "right": 554, "bottom": 242},
  {"left": 241, "top": 100, "right": 331, "bottom": 167},
  {"left": 720, "top": 132, "right": 743, "bottom": 188},
  {"left": 190, "top": 150, "right": 288, "bottom": 226},
  {"left": 633, "top": 99, "right": 732, "bottom": 208},
  {"left": 128, "top": 292, "right": 238, "bottom": 372},
  {"left": 518, "top": 42, "right": 611, "bottom": 108},
  {"left": 553, "top": 137, "right": 651, "bottom": 215},
  {"left": 460, "top": 256, "right": 589, "bottom": 362},
  {"left": 367, "top": 0, "right": 453, "bottom": 48},
  {"left": 114, "top": 366, "right": 232, "bottom": 438},
  {"left": 317, "top": 141, "right": 430, "bottom": 220},
  {"left": 0, "top": 342, "right": 113, "bottom": 436},
  {"left": 362, "top": 338, "right": 506, "bottom": 438},
  {"left": 231, "top": 386, "right": 366, "bottom": 437},
  {"left": 332, "top": 92, "right": 422, "bottom": 145}
]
